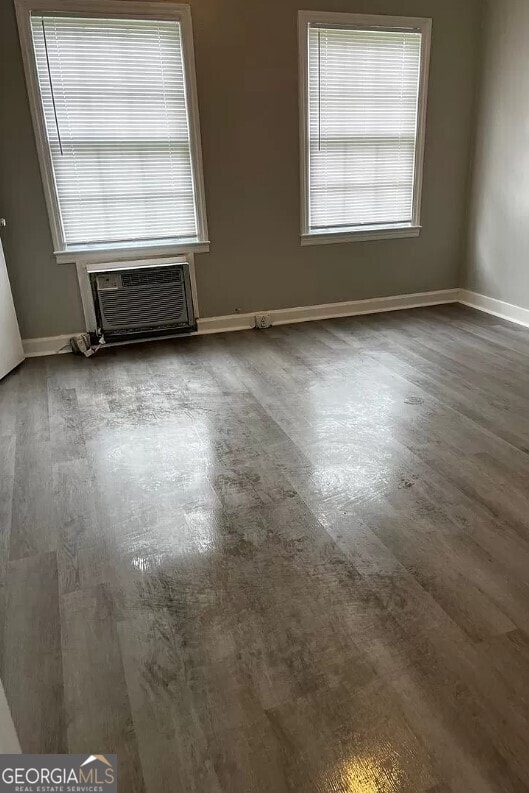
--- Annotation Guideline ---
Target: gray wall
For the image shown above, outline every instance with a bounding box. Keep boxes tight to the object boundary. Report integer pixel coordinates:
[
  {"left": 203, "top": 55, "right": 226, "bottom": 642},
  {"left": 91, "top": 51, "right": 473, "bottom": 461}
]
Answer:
[
  {"left": 0, "top": 0, "right": 483, "bottom": 340},
  {"left": 0, "top": 0, "right": 84, "bottom": 338},
  {"left": 465, "top": 0, "right": 529, "bottom": 309}
]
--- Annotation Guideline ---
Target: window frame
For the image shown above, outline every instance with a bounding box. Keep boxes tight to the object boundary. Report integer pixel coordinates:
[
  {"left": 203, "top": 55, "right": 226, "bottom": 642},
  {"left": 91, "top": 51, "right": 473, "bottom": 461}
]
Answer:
[
  {"left": 298, "top": 11, "right": 432, "bottom": 246},
  {"left": 15, "top": 0, "right": 209, "bottom": 263}
]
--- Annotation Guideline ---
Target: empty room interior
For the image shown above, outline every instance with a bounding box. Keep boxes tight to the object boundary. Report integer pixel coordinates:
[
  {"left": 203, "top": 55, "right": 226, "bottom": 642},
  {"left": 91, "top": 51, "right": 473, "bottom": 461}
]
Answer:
[{"left": 4, "top": 0, "right": 529, "bottom": 789}]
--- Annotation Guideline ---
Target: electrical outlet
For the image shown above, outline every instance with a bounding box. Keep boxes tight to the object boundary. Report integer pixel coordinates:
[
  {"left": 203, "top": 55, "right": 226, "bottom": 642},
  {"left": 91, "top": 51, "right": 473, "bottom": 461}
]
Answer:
[{"left": 255, "top": 313, "right": 272, "bottom": 329}]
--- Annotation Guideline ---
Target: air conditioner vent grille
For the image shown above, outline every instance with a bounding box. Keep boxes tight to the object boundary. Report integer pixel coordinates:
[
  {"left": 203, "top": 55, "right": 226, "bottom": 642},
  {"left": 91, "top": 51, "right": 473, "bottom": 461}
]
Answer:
[
  {"left": 100, "top": 287, "right": 186, "bottom": 326},
  {"left": 121, "top": 268, "right": 183, "bottom": 288}
]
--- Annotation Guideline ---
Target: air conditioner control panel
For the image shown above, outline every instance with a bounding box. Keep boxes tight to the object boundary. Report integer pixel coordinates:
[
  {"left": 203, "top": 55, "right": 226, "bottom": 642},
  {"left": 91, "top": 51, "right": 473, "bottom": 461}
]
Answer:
[{"left": 96, "top": 273, "right": 121, "bottom": 291}]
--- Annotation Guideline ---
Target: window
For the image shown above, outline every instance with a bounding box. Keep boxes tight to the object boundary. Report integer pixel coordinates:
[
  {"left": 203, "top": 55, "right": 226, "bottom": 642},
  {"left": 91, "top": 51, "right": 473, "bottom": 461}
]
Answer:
[
  {"left": 299, "top": 12, "right": 431, "bottom": 245},
  {"left": 15, "top": 0, "right": 208, "bottom": 260}
]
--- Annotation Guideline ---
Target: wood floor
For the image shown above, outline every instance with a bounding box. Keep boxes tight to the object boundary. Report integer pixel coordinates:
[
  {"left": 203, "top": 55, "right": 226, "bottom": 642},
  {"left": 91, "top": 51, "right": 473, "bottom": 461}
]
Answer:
[{"left": 4, "top": 304, "right": 529, "bottom": 791}]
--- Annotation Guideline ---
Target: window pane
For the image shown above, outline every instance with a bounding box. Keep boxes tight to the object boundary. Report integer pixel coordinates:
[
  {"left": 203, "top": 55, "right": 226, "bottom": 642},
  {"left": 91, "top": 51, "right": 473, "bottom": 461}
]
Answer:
[
  {"left": 308, "top": 26, "right": 422, "bottom": 231},
  {"left": 31, "top": 16, "right": 199, "bottom": 246}
]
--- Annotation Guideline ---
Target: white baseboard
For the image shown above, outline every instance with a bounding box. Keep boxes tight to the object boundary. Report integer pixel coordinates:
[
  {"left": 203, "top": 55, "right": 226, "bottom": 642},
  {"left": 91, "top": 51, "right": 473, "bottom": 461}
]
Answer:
[
  {"left": 196, "top": 288, "right": 460, "bottom": 335},
  {"left": 459, "top": 290, "right": 529, "bottom": 329},
  {"left": 22, "top": 334, "right": 76, "bottom": 357},
  {"left": 22, "top": 288, "right": 460, "bottom": 357}
]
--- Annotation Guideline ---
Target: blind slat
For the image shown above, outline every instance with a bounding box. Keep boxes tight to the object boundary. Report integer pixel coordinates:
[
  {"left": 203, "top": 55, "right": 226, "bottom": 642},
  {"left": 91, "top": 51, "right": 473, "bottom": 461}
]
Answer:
[
  {"left": 307, "top": 26, "right": 422, "bottom": 231},
  {"left": 31, "top": 15, "right": 199, "bottom": 246}
]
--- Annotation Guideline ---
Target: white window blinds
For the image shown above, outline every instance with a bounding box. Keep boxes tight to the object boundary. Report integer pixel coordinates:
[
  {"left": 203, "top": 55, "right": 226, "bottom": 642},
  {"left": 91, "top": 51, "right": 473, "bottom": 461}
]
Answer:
[
  {"left": 307, "top": 25, "right": 423, "bottom": 233},
  {"left": 30, "top": 15, "right": 200, "bottom": 247}
]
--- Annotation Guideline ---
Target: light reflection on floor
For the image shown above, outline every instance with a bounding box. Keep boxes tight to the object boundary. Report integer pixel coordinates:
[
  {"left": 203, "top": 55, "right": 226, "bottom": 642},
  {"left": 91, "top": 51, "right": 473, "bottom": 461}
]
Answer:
[{"left": 334, "top": 747, "right": 408, "bottom": 793}]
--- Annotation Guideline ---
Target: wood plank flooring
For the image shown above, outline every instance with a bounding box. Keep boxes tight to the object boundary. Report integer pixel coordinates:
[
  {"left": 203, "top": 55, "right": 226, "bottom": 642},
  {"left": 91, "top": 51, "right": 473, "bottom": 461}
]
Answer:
[{"left": 3, "top": 304, "right": 529, "bottom": 790}]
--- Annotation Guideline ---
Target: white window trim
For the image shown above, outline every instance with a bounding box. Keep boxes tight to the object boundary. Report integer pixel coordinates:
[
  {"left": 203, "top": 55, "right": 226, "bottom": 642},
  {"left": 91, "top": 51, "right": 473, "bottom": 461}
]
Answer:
[
  {"left": 298, "top": 11, "right": 432, "bottom": 246},
  {"left": 15, "top": 0, "right": 209, "bottom": 263}
]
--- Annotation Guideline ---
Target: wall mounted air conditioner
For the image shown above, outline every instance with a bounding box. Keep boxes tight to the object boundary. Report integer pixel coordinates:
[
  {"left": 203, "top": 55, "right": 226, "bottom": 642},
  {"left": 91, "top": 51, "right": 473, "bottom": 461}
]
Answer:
[{"left": 78, "top": 257, "right": 197, "bottom": 344}]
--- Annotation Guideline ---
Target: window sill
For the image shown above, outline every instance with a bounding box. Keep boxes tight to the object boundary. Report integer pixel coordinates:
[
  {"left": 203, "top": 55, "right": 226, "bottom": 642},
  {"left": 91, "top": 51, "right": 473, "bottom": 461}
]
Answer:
[
  {"left": 300, "top": 225, "right": 422, "bottom": 246},
  {"left": 55, "top": 238, "right": 210, "bottom": 264}
]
